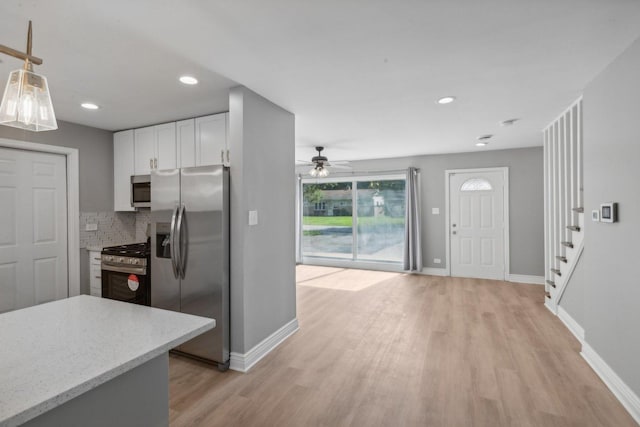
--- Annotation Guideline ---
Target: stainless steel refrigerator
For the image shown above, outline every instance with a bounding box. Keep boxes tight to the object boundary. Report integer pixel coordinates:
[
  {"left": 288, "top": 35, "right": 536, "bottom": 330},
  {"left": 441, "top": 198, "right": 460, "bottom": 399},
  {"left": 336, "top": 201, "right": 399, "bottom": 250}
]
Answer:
[{"left": 150, "top": 165, "right": 230, "bottom": 370}]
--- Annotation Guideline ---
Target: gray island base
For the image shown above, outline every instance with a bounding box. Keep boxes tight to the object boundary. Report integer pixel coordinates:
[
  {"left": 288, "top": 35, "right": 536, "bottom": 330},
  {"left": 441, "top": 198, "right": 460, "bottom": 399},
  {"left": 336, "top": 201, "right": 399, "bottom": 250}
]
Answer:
[{"left": 0, "top": 295, "right": 215, "bottom": 427}]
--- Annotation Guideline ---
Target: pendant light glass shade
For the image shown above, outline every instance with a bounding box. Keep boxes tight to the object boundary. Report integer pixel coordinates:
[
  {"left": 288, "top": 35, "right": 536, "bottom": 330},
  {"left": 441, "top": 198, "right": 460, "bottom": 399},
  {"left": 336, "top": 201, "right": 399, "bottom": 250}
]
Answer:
[
  {"left": 309, "top": 165, "right": 329, "bottom": 177},
  {"left": 0, "top": 68, "right": 57, "bottom": 131}
]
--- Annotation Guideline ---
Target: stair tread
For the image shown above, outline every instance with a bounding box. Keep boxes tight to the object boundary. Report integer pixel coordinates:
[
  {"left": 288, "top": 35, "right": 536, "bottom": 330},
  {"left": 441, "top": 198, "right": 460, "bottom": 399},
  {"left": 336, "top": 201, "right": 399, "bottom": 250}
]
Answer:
[
  {"left": 550, "top": 268, "right": 562, "bottom": 276},
  {"left": 545, "top": 291, "right": 551, "bottom": 299},
  {"left": 561, "top": 241, "right": 574, "bottom": 248},
  {"left": 567, "top": 225, "right": 581, "bottom": 231},
  {"left": 546, "top": 280, "right": 556, "bottom": 288},
  {"left": 555, "top": 256, "right": 567, "bottom": 263},
  {"left": 572, "top": 207, "right": 584, "bottom": 213}
]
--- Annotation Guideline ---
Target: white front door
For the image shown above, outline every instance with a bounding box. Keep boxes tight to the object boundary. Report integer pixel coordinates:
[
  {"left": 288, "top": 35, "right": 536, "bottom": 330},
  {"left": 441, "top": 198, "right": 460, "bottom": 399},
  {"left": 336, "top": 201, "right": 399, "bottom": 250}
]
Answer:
[
  {"left": 449, "top": 170, "right": 505, "bottom": 280},
  {"left": 0, "top": 148, "right": 68, "bottom": 313}
]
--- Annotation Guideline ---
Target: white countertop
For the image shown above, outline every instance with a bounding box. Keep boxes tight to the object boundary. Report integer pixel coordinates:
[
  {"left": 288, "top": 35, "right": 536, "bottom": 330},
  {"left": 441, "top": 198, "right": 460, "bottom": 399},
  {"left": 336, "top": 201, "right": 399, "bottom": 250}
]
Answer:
[{"left": 0, "top": 295, "right": 215, "bottom": 427}]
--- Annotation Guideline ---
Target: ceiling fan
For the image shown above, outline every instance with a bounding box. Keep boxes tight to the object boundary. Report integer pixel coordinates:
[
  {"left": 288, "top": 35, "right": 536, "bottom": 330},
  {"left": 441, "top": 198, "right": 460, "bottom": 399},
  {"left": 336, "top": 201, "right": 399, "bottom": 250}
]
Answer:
[{"left": 297, "top": 146, "right": 351, "bottom": 177}]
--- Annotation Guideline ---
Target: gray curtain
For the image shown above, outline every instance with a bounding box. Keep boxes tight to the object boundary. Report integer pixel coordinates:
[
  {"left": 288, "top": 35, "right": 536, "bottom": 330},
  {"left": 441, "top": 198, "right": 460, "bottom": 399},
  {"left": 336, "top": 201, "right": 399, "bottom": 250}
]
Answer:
[
  {"left": 404, "top": 167, "right": 422, "bottom": 272},
  {"left": 295, "top": 175, "right": 303, "bottom": 264}
]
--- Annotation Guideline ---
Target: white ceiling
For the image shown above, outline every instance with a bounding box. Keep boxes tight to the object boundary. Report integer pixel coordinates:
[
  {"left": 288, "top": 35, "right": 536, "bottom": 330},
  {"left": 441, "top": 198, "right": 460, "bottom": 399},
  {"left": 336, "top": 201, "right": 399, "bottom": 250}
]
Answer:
[{"left": 2, "top": 1, "right": 640, "bottom": 162}]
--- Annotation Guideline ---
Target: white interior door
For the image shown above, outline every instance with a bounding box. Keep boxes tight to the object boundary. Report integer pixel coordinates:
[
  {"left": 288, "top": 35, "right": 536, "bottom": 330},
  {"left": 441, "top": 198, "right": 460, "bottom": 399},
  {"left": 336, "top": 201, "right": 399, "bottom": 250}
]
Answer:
[
  {"left": 449, "top": 170, "right": 505, "bottom": 280},
  {"left": 0, "top": 148, "right": 68, "bottom": 313}
]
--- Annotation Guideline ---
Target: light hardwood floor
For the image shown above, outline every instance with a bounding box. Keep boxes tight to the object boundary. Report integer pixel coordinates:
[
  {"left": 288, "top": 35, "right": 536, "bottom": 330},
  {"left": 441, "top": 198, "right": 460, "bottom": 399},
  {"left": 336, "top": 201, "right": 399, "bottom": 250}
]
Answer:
[{"left": 169, "top": 266, "right": 637, "bottom": 427}]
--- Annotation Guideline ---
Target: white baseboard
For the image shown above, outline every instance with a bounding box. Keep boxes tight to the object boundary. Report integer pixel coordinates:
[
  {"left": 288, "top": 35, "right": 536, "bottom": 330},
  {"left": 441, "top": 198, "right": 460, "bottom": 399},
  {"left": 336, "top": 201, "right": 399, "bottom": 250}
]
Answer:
[
  {"left": 506, "top": 274, "right": 544, "bottom": 285},
  {"left": 557, "top": 305, "right": 585, "bottom": 344},
  {"left": 229, "top": 318, "right": 299, "bottom": 373},
  {"left": 420, "top": 267, "right": 448, "bottom": 276},
  {"left": 581, "top": 342, "right": 640, "bottom": 425}
]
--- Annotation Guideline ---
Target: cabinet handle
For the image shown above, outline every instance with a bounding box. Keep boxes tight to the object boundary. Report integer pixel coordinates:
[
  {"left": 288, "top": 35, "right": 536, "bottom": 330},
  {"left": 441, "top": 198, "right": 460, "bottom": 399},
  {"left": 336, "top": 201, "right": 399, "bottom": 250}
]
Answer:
[
  {"left": 226, "top": 149, "right": 230, "bottom": 163},
  {"left": 220, "top": 150, "right": 224, "bottom": 164},
  {"left": 154, "top": 158, "right": 158, "bottom": 169},
  {"left": 95, "top": 276, "right": 101, "bottom": 279},
  {"left": 149, "top": 158, "right": 153, "bottom": 169},
  {"left": 93, "top": 257, "right": 101, "bottom": 260}
]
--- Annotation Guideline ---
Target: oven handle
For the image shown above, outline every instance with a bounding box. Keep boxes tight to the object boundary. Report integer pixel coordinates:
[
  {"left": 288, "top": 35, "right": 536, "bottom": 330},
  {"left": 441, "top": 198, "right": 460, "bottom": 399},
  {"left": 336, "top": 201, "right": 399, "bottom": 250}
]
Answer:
[
  {"left": 101, "top": 263, "right": 147, "bottom": 275},
  {"left": 176, "top": 204, "right": 186, "bottom": 279},
  {"left": 170, "top": 204, "right": 180, "bottom": 279}
]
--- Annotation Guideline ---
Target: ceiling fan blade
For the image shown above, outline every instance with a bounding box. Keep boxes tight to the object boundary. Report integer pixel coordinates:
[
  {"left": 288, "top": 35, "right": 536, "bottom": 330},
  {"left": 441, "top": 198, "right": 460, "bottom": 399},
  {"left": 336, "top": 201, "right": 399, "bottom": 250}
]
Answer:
[
  {"left": 328, "top": 164, "right": 352, "bottom": 170},
  {"left": 296, "top": 160, "right": 313, "bottom": 165}
]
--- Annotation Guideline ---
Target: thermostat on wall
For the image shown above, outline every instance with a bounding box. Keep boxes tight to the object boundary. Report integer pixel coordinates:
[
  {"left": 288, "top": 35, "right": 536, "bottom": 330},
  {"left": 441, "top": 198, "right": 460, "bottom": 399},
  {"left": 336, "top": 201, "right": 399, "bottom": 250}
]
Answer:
[{"left": 600, "top": 202, "right": 618, "bottom": 223}]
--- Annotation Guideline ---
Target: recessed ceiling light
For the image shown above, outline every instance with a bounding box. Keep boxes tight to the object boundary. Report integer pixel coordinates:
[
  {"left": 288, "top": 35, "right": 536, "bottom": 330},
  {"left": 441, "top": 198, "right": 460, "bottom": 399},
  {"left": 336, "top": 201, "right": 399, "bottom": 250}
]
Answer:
[
  {"left": 475, "top": 142, "right": 488, "bottom": 147},
  {"left": 437, "top": 96, "right": 456, "bottom": 104},
  {"left": 179, "top": 76, "right": 198, "bottom": 85},
  {"left": 81, "top": 103, "right": 99, "bottom": 110}
]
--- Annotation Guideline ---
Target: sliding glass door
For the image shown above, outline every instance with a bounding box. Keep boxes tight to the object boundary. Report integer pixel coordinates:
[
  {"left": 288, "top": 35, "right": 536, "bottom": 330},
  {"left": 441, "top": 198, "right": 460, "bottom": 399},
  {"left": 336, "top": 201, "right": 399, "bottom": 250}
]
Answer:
[{"left": 301, "top": 175, "right": 406, "bottom": 265}]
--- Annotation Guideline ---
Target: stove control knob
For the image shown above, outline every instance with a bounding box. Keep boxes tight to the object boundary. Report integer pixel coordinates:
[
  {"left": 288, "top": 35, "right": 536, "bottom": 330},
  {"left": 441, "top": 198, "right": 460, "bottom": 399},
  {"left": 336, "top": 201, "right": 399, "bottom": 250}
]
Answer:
[{"left": 118, "top": 257, "right": 124, "bottom": 263}]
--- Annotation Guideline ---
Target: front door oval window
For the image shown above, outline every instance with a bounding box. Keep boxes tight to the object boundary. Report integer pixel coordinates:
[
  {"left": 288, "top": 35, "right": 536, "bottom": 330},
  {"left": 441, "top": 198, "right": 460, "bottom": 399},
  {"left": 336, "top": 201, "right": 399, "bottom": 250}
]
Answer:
[{"left": 460, "top": 178, "right": 492, "bottom": 191}]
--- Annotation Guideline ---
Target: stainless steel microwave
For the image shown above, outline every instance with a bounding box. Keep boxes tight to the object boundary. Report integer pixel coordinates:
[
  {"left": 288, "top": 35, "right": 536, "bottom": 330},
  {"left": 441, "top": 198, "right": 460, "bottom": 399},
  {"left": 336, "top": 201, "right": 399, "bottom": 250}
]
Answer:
[{"left": 131, "top": 175, "right": 151, "bottom": 208}]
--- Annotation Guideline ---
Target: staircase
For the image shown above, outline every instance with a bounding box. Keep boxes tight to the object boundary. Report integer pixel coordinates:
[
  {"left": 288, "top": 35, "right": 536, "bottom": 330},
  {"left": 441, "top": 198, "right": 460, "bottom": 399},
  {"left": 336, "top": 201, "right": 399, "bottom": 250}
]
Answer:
[{"left": 543, "top": 98, "right": 583, "bottom": 313}]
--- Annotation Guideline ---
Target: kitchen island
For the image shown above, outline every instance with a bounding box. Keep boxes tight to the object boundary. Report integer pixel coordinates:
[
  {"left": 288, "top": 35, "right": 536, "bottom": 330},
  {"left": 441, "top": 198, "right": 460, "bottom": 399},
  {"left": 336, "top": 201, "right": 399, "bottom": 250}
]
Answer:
[{"left": 0, "top": 295, "right": 215, "bottom": 427}]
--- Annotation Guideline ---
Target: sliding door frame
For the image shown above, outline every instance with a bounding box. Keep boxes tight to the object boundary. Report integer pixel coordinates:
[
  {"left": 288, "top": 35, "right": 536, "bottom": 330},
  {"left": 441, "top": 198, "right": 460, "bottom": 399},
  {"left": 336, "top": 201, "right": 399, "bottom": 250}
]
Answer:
[{"left": 300, "top": 173, "right": 406, "bottom": 271}]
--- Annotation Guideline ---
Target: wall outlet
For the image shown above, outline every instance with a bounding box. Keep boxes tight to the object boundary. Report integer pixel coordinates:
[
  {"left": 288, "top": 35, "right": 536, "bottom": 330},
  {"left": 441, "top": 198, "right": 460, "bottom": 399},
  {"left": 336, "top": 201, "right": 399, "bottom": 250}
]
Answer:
[
  {"left": 433, "top": 258, "right": 441, "bottom": 264},
  {"left": 248, "top": 210, "right": 258, "bottom": 226},
  {"left": 85, "top": 223, "right": 98, "bottom": 231},
  {"left": 432, "top": 208, "right": 440, "bottom": 215}
]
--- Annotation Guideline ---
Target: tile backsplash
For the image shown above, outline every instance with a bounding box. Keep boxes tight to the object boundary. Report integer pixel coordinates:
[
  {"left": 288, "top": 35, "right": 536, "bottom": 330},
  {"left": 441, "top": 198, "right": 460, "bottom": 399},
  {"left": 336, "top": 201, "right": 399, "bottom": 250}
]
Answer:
[{"left": 80, "top": 211, "right": 151, "bottom": 249}]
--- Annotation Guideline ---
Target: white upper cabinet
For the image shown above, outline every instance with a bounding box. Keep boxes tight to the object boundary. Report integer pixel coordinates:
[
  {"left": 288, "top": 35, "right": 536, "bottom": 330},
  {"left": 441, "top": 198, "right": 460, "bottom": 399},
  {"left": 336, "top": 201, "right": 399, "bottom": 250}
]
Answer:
[
  {"left": 134, "top": 123, "right": 177, "bottom": 175},
  {"left": 177, "top": 119, "right": 196, "bottom": 168},
  {"left": 155, "top": 123, "right": 177, "bottom": 170},
  {"left": 113, "top": 130, "right": 135, "bottom": 211},
  {"left": 133, "top": 126, "right": 155, "bottom": 175},
  {"left": 196, "top": 113, "right": 228, "bottom": 166}
]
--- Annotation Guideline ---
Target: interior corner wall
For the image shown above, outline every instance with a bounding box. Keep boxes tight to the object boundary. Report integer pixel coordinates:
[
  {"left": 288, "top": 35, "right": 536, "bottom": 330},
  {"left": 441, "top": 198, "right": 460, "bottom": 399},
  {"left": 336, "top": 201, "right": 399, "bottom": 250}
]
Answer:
[
  {"left": 325, "top": 147, "right": 544, "bottom": 276},
  {"left": 0, "top": 120, "right": 114, "bottom": 211},
  {"left": 229, "top": 86, "right": 296, "bottom": 354},
  {"left": 582, "top": 36, "right": 640, "bottom": 396}
]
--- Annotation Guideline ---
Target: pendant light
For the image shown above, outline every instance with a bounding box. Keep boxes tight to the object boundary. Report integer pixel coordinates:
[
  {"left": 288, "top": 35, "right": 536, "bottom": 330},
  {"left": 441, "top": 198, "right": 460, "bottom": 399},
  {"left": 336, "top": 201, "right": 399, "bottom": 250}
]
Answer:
[{"left": 0, "top": 21, "right": 57, "bottom": 131}]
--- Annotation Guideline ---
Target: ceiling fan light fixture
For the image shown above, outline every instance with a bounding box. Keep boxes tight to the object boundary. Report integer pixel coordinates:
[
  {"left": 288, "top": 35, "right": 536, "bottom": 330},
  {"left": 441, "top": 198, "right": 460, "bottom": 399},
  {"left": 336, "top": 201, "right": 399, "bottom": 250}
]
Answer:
[{"left": 0, "top": 21, "right": 57, "bottom": 132}]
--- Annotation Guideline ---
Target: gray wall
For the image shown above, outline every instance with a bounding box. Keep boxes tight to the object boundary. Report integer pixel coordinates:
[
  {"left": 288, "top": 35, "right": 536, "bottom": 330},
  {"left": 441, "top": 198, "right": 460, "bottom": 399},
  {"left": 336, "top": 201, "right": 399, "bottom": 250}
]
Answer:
[
  {"left": 328, "top": 147, "right": 544, "bottom": 276},
  {"left": 0, "top": 120, "right": 114, "bottom": 211},
  {"left": 0, "top": 120, "right": 114, "bottom": 294},
  {"left": 229, "top": 86, "right": 296, "bottom": 354},
  {"left": 581, "top": 36, "right": 640, "bottom": 396}
]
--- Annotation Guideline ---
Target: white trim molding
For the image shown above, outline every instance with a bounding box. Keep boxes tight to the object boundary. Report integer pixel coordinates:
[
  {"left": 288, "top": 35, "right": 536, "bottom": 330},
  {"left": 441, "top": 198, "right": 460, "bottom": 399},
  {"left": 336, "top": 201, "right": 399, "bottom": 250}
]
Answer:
[
  {"left": 230, "top": 318, "right": 299, "bottom": 373},
  {"left": 506, "top": 274, "right": 544, "bottom": 285},
  {"left": 0, "top": 138, "right": 80, "bottom": 297},
  {"left": 420, "top": 267, "right": 448, "bottom": 276},
  {"left": 557, "top": 305, "right": 584, "bottom": 344},
  {"left": 581, "top": 342, "right": 640, "bottom": 425}
]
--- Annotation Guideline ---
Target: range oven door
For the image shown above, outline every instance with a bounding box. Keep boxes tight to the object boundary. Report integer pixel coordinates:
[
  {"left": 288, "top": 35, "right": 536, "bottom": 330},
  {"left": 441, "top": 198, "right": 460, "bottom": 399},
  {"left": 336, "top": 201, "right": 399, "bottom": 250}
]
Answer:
[{"left": 101, "top": 265, "right": 150, "bottom": 306}]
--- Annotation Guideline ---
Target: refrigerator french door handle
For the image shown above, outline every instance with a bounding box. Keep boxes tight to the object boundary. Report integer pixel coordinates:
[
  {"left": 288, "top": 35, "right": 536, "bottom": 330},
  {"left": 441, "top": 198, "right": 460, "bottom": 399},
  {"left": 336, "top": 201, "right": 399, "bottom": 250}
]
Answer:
[
  {"left": 169, "top": 205, "right": 180, "bottom": 279},
  {"left": 176, "top": 204, "right": 186, "bottom": 279}
]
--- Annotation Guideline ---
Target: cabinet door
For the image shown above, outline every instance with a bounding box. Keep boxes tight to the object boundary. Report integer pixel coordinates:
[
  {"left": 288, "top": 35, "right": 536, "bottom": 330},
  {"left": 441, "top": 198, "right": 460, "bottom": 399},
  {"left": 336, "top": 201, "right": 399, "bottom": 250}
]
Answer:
[
  {"left": 134, "top": 126, "right": 155, "bottom": 175},
  {"left": 195, "top": 113, "right": 227, "bottom": 166},
  {"left": 177, "top": 119, "right": 196, "bottom": 168},
  {"left": 155, "top": 122, "right": 177, "bottom": 170},
  {"left": 113, "top": 130, "right": 135, "bottom": 211}
]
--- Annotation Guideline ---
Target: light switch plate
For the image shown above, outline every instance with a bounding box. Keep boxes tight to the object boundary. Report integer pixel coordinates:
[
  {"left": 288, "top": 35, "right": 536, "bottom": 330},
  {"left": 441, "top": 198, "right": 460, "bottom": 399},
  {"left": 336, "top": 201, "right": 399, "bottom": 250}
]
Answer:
[
  {"left": 85, "top": 223, "right": 98, "bottom": 231},
  {"left": 591, "top": 210, "right": 600, "bottom": 222},
  {"left": 434, "top": 258, "right": 441, "bottom": 264},
  {"left": 432, "top": 208, "right": 440, "bottom": 215},
  {"left": 248, "top": 210, "right": 258, "bottom": 226}
]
